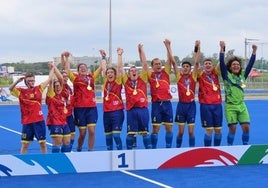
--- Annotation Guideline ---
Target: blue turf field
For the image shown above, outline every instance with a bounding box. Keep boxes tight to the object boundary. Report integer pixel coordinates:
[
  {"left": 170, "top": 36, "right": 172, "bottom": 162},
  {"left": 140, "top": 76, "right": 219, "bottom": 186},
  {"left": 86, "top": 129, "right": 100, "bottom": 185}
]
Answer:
[
  {"left": 0, "top": 100, "right": 268, "bottom": 187},
  {"left": 1, "top": 100, "right": 268, "bottom": 153}
]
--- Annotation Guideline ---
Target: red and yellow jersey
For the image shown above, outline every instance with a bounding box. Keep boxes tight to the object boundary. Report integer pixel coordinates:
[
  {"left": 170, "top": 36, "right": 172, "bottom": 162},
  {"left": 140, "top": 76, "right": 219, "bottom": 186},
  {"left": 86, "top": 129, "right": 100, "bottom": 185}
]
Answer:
[
  {"left": 175, "top": 72, "right": 197, "bottom": 103},
  {"left": 123, "top": 70, "right": 148, "bottom": 111},
  {"left": 148, "top": 65, "right": 172, "bottom": 102},
  {"left": 69, "top": 72, "right": 97, "bottom": 108},
  {"left": 11, "top": 85, "right": 44, "bottom": 124},
  {"left": 197, "top": 68, "right": 222, "bottom": 104},
  {"left": 46, "top": 87, "right": 67, "bottom": 125},
  {"left": 61, "top": 83, "right": 74, "bottom": 117},
  {"left": 103, "top": 76, "right": 124, "bottom": 112}
]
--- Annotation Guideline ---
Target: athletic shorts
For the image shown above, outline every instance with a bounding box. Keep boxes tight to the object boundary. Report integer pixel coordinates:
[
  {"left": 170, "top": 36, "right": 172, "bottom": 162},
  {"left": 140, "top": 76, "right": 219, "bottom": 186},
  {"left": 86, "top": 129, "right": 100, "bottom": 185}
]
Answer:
[
  {"left": 127, "top": 107, "right": 149, "bottom": 134},
  {"left": 66, "top": 114, "right": 76, "bottom": 133},
  {"left": 74, "top": 107, "right": 98, "bottom": 127},
  {"left": 224, "top": 102, "right": 250, "bottom": 125},
  {"left": 175, "top": 101, "right": 196, "bottom": 124},
  {"left": 21, "top": 120, "right": 46, "bottom": 142},
  {"left": 103, "top": 109, "right": 124, "bottom": 134},
  {"left": 151, "top": 101, "right": 173, "bottom": 126},
  {"left": 200, "top": 103, "right": 222, "bottom": 129},
  {"left": 48, "top": 124, "right": 71, "bottom": 137}
]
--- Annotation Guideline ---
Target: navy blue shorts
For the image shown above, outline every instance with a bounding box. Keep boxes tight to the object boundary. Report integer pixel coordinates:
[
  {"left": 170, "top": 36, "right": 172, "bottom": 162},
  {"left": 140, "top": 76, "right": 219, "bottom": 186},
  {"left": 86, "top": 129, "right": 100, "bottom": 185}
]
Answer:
[
  {"left": 200, "top": 103, "right": 223, "bottom": 129},
  {"left": 21, "top": 120, "right": 46, "bottom": 142},
  {"left": 66, "top": 114, "right": 75, "bottom": 133},
  {"left": 48, "top": 124, "right": 71, "bottom": 137},
  {"left": 151, "top": 101, "right": 173, "bottom": 125},
  {"left": 175, "top": 101, "right": 196, "bottom": 124},
  {"left": 127, "top": 107, "right": 149, "bottom": 134},
  {"left": 74, "top": 107, "right": 98, "bottom": 127},
  {"left": 103, "top": 109, "right": 124, "bottom": 134}
]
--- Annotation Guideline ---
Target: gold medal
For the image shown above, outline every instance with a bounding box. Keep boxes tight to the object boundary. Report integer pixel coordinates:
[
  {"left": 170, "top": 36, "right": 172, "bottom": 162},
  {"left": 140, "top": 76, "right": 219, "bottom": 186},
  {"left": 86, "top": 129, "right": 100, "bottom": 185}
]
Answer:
[
  {"left": 186, "top": 91, "right": 190, "bottom": 96},
  {"left": 64, "top": 107, "right": 68, "bottom": 114},
  {"left": 156, "top": 82, "right": 160, "bottom": 88},
  {"left": 87, "top": 85, "right": 92, "bottom": 90},
  {"left": 133, "top": 89, "right": 137, "bottom": 95},
  {"left": 213, "top": 85, "right": 218, "bottom": 91},
  {"left": 105, "top": 95, "right": 109, "bottom": 101}
]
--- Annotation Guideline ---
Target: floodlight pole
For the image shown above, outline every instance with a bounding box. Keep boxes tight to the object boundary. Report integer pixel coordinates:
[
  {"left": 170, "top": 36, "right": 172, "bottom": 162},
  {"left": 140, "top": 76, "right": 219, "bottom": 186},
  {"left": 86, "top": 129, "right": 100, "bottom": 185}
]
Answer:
[{"left": 108, "top": 0, "right": 112, "bottom": 66}]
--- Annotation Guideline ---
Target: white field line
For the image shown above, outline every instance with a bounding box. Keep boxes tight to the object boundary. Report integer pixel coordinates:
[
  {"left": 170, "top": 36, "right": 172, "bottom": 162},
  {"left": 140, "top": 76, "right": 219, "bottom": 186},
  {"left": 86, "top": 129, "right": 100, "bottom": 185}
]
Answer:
[
  {"left": 120, "top": 170, "right": 173, "bottom": 188},
  {"left": 0, "top": 124, "right": 52, "bottom": 146}
]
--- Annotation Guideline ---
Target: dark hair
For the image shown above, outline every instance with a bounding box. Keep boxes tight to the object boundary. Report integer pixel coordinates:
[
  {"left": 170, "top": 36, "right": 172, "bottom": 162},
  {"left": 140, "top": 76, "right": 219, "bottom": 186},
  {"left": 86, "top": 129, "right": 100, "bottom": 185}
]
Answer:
[
  {"left": 77, "top": 63, "right": 87, "bottom": 72},
  {"left": 226, "top": 56, "right": 242, "bottom": 74},
  {"left": 151, "top": 58, "right": 161, "bottom": 67},
  {"left": 128, "top": 65, "right": 136, "bottom": 73},
  {"left": 53, "top": 79, "right": 61, "bottom": 87},
  {"left": 105, "top": 67, "right": 117, "bottom": 76},
  {"left": 181, "top": 61, "right": 192, "bottom": 66},
  {"left": 24, "top": 72, "right": 35, "bottom": 78},
  {"left": 203, "top": 58, "right": 212, "bottom": 64},
  {"left": 24, "top": 73, "right": 35, "bottom": 86}
]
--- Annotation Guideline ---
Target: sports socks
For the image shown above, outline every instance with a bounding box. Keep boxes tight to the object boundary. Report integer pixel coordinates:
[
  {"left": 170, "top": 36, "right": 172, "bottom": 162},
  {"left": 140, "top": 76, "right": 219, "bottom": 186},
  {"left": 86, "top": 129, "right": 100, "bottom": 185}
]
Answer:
[
  {"left": 227, "top": 133, "right": 235, "bottom": 146},
  {"left": 242, "top": 132, "right": 249, "bottom": 145},
  {"left": 142, "top": 135, "right": 152, "bottom": 149},
  {"left": 189, "top": 136, "right": 195, "bottom": 147},
  {"left": 165, "top": 132, "right": 173, "bottom": 148},
  {"left": 214, "top": 133, "right": 222, "bottom": 146},
  {"left": 126, "top": 135, "right": 134, "bottom": 150},
  {"left": 52, "top": 145, "right": 60, "bottom": 153},
  {"left": 204, "top": 134, "right": 212, "bottom": 146},
  {"left": 105, "top": 134, "right": 113, "bottom": 150},
  {"left": 151, "top": 134, "right": 158, "bottom": 149},
  {"left": 113, "top": 133, "right": 122, "bottom": 150},
  {"left": 176, "top": 136, "right": 183, "bottom": 148}
]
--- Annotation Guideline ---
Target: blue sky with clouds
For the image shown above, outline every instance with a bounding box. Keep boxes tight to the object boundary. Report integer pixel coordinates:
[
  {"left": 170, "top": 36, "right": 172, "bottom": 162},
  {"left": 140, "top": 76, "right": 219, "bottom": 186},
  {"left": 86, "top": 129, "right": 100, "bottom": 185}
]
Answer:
[{"left": 0, "top": 0, "right": 268, "bottom": 64}]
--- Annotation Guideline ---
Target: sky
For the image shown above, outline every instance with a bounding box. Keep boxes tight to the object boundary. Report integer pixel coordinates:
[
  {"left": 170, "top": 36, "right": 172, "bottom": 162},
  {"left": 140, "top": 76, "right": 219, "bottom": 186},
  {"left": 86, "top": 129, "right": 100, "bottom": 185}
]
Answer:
[{"left": 1, "top": 0, "right": 268, "bottom": 64}]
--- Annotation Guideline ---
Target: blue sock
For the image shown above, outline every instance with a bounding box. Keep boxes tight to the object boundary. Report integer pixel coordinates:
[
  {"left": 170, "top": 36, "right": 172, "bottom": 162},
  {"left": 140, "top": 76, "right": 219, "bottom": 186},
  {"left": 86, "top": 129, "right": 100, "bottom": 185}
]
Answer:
[
  {"left": 189, "top": 136, "right": 195, "bottom": 147},
  {"left": 143, "top": 135, "right": 152, "bottom": 149},
  {"left": 70, "top": 139, "right": 74, "bottom": 145},
  {"left": 151, "top": 134, "right": 158, "bottom": 149},
  {"left": 126, "top": 135, "right": 134, "bottom": 150},
  {"left": 106, "top": 134, "right": 113, "bottom": 150},
  {"left": 113, "top": 133, "right": 122, "bottom": 150},
  {"left": 176, "top": 136, "right": 183, "bottom": 148},
  {"left": 214, "top": 133, "right": 222, "bottom": 146},
  {"left": 242, "top": 132, "right": 249, "bottom": 145},
  {"left": 165, "top": 132, "right": 173, "bottom": 148},
  {"left": 133, "top": 135, "right": 137, "bottom": 148},
  {"left": 61, "top": 144, "right": 71, "bottom": 152},
  {"left": 52, "top": 145, "right": 60, "bottom": 153},
  {"left": 227, "top": 133, "right": 235, "bottom": 146},
  {"left": 204, "top": 134, "right": 212, "bottom": 146}
]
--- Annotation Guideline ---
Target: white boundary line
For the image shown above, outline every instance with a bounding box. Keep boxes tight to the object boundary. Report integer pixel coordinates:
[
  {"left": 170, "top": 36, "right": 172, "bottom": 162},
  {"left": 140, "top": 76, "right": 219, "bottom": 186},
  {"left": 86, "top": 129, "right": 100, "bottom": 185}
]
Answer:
[
  {"left": 120, "top": 170, "right": 173, "bottom": 188},
  {"left": 0, "top": 124, "right": 52, "bottom": 146}
]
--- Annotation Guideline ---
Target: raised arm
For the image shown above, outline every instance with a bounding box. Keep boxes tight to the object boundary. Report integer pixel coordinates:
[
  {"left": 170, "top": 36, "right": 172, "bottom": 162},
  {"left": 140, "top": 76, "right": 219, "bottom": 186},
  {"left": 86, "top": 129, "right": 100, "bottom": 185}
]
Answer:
[
  {"left": 61, "top": 51, "right": 71, "bottom": 73},
  {"left": 9, "top": 76, "right": 25, "bottom": 92},
  {"left": 117, "top": 48, "right": 124, "bottom": 76},
  {"left": 138, "top": 44, "right": 149, "bottom": 72},
  {"left": 99, "top": 49, "right": 107, "bottom": 75},
  {"left": 163, "top": 39, "right": 173, "bottom": 68},
  {"left": 245, "top": 44, "right": 257, "bottom": 78},
  {"left": 94, "top": 50, "right": 106, "bottom": 77},
  {"left": 41, "top": 63, "right": 56, "bottom": 89},
  {"left": 219, "top": 41, "right": 228, "bottom": 80},
  {"left": 193, "top": 40, "right": 200, "bottom": 74}
]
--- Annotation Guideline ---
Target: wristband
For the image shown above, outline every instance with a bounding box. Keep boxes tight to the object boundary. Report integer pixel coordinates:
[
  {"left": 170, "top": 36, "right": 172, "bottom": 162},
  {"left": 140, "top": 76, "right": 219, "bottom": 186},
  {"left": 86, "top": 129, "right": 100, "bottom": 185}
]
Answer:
[{"left": 194, "top": 46, "right": 198, "bottom": 53}]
